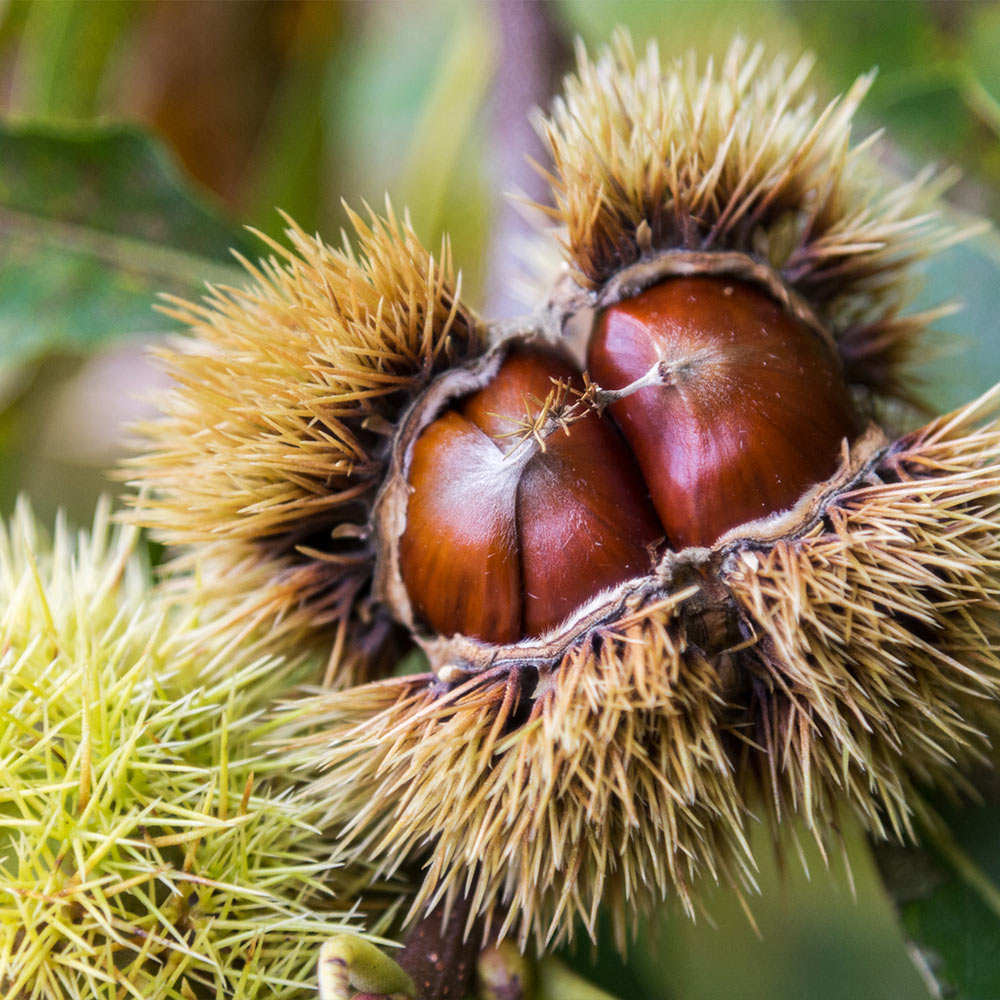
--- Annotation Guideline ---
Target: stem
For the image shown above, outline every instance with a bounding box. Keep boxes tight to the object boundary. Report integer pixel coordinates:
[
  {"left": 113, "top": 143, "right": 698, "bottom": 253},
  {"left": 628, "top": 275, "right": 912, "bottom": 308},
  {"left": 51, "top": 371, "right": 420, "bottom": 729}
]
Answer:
[
  {"left": 484, "top": 0, "right": 570, "bottom": 318},
  {"left": 494, "top": 359, "right": 679, "bottom": 462},
  {"left": 586, "top": 360, "right": 679, "bottom": 411}
]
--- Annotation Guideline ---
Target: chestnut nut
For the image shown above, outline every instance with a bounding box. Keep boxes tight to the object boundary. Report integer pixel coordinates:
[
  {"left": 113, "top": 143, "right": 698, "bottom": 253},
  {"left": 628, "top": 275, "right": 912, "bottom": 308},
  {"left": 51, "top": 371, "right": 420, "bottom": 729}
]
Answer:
[{"left": 399, "top": 276, "right": 859, "bottom": 643}]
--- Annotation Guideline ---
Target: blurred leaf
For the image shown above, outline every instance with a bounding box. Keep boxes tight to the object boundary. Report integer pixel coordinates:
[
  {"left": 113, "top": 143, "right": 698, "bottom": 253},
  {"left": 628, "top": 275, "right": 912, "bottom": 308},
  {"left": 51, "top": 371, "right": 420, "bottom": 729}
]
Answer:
[
  {"left": 556, "top": 0, "right": 797, "bottom": 58},
  {"left": 963, "top": 4, "right": 1000, "bottom": 113},
  {"left": 15, "top": 0, "right": 136, "bottom": 118},
  {"left": 536, "top": 957, "right": 622, "bottom": 1000},
  {"left": 960, "top": 5, "right": 1000, "bottom": 145},
  {"left": 330, "top": 2, "right": 456, "bottom": 205},
  {"left": 0, "top": 120, "right": 254, "bottom": 367},
  {"left": 397, "top": 7, "right": 493, "bottom": 242},
  {"left": 113, "top": 1, "right": 337, "bottom": 215},
  {"left": 786, "top": 0, "right": 1000, "bottom": 208},
  {"left": 877, "top": 77, "right": 971, "bottom": 158},
  {"left": 243, "top": 1, "right": 343, "bottom": 233},
  {"left": 788, "top": 0, "right": 941, "bottom": 88},
  {"left": 555, "top": 911, "right": 666, "bottom": 1000},
  {"left": 787, "top": 0, "right": 968, "bottom": 149},
  {"left": 873, "top": 771, "right": 1000, "bottom": 1000},
  {"left": 912, "top": 228, "right": 1000, "bottom": 414},
  {"left": 326, "top": 0, "right": 495, "bottom": 297},
  {"left": 789, "top": 1, "right": 972, "bottom": 151},
  {"left": 563, "top": 818, "right": 928, "bottom": 1000}
]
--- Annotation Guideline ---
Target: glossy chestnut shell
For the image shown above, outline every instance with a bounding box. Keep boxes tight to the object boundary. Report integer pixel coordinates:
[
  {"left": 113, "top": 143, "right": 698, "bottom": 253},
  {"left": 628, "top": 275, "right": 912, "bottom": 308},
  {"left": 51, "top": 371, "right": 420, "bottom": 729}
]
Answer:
[
  {"left": 395, "top": 275, "right": 860, "bottom": 644},
  {"left": 589, "top": 277, "right": 860, "bottom": 549},
  {"left": 399, "top": 344, "right": 664, "bottom": 642}
]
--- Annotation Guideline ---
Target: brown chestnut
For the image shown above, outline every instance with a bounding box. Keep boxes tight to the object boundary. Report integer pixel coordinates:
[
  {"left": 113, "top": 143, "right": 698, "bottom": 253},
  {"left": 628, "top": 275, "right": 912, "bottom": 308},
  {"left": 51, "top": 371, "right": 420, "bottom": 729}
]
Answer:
[
  {"left": 399, "top": 344, "right": 664, "bottom": 642},
  {"left": 588, "top": 277, "right": 860, "bottom": 548}
]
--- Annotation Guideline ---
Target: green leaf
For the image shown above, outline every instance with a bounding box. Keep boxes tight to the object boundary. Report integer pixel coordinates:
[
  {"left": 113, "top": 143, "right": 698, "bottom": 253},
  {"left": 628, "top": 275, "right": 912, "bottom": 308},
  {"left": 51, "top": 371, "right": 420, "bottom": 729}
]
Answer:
[
  {"left": 873, "top": 770, "right": 1000, "bottom": 1000},
  {"left": 788, "top": 0, "right": 942, "bottom": 90},
  {"left": 912, "top": 229, "right": 1000, "bottom": 415},
  {"left": 242, "top": 2, "right": 344, "bottom": 235},
  {"left": 15, "top": 0, "right": 137, "bottom": 119},
  {"left": 0, "top": 120, "right": 254, "bottom": 366},
  {"left": 396, "top": 7, "right": 493, "bottom": 248},
  {"left": 535, "top": 957, "right": 622, "bottom": 1000}
]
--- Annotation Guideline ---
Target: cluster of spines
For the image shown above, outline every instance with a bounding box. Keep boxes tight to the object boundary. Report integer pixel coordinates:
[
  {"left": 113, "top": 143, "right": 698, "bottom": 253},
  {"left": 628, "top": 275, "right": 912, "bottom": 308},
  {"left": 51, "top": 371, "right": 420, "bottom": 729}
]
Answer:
[
  {"left": 726, "top": 384, "right": 1000, "bottom": 842},
  {"left": 536, "top": 32, "right": 967, "bottom": 403},
  {"left": 128, "top": 203, "right": 483, "bottom": 681},
  {"left": 291, "top": 584, "right": 753, "bottom": 952},
  {"left": 0, "top": 500, "right": 374, "bottom": 999}
]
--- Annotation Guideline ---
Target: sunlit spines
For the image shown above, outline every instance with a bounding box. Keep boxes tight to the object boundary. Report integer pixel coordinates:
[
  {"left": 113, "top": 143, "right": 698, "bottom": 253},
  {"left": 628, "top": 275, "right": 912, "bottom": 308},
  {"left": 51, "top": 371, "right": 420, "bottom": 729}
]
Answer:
[
  {"left": 536, "top": 31, "right": 967, "bottom": 404},
  {"left": 286, "top": 583, "right": 751, "bottom": 952},
  {"left": 0, "top": 500, "right": 379, "bottom": 999},
  {"left": 127, "top": 201, "right": 484, "bottom": 680},
  {"left": 726, "top": 384, "right": 1000, "bottom": 841}
]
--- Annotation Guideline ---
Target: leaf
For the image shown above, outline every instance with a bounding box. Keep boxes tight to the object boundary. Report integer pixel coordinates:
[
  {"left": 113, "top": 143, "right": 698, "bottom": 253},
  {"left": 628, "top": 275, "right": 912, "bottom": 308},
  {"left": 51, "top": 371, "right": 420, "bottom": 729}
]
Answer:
[
  {"left": 912, "top": 229, "right": 1000, "bottom": 415},
  {"left": 396, "top": 7, "right": 493, "bottom": 247},
  {"left": 15, "top": 0, "right": 138, "bottom": 119},
  {"left": 535, "top": 957, "right": 622, "bottom": 1000},
  {"left": 873, "top": 769, "right": 1000, "bottom": 1000},
  {"left": 242, "top": 2, "right": 344, "bottom": 234},
  {"left": 962, "top": 5, "right": 1000, "bottom": 138},
  {"left": 0, "top": 120, "right": 255, "bottom": 366},
  {"left": 789, "top": 0, "right": 942, "bottom": 89}
]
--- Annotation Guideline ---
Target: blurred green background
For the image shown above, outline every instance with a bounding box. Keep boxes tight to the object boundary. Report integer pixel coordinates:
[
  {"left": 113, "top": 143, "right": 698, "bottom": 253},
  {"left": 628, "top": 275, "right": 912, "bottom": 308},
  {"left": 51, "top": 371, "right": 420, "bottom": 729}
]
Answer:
[{"left": 0, "top": 2, "right": 998, "bottom": 998}]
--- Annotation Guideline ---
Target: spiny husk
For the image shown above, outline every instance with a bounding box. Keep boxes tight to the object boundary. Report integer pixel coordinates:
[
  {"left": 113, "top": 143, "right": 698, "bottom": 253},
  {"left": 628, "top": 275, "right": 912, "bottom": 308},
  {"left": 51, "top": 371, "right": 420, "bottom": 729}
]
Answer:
[
  {"left": 293, "top": 584, "right": 750, "bottom": 953},
  {"left": 536, "top": 32, "right": 967, "bottom": 402},
  {"left": 127, "top": 203, "right": 484, "bottom": 684},
  {"left": 0, "top": 500, "right": 379, "bottom": 1000},
  {"left": 290, "top": 386, "right": 1000, "bottom": 952},
  {"left": 725, "top": 386, "right": 1000, "bottom": 841},
  {"left": 121, "top": 31, "right": 1000, "bottom": 961}
]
